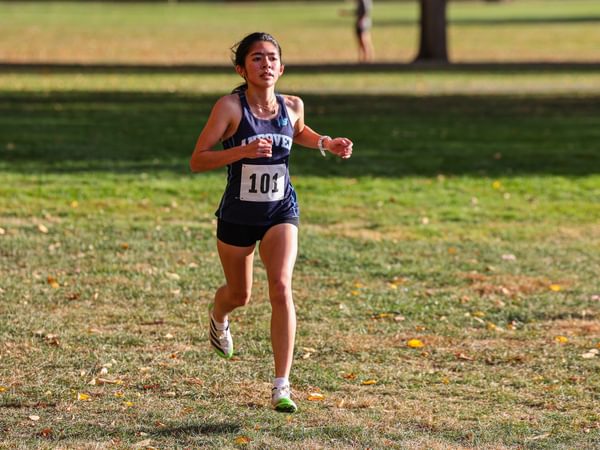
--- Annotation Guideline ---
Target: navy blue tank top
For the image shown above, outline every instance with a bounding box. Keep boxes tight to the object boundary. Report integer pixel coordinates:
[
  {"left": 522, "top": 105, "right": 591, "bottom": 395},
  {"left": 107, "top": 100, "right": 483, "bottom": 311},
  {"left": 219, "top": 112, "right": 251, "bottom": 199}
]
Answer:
[{"left": 216, "top": 92, "right": 299, "bottom": 226}]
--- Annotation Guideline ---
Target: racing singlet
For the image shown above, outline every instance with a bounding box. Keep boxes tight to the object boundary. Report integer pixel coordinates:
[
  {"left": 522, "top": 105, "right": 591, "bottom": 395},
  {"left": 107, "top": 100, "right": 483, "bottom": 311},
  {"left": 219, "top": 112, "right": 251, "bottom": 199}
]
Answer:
[{"left": 215, "top": 92, "right": 299, "bottom": 226}]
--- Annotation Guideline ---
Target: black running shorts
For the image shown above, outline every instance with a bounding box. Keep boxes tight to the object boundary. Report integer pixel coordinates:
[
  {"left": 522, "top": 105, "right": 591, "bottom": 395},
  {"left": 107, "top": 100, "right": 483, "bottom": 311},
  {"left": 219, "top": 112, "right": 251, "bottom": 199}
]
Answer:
[{"left": 217, "top": 218, "right": 299, "bottom": 247}]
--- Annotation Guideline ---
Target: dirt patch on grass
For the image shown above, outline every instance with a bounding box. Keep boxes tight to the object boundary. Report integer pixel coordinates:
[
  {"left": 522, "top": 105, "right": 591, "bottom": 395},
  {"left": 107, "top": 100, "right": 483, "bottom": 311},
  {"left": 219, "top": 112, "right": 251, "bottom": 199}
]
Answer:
[
  {"left": 547, "top": 319, "right": 600, "bottom": 337},
  {"left": 461, "top": 272, "right": 567, "bottom": 297},
  {"left": 305, "top": 222, "right": 415, "bottom": 242}
]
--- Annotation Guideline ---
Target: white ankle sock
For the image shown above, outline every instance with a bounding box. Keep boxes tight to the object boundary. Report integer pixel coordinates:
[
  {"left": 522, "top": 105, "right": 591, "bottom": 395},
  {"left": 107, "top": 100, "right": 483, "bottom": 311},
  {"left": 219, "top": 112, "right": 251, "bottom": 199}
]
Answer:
[
  {"left": 211, "top": 313, "right": 228, "bottom": 331},
  {"left": 273, "top": 377, "right": 289, "bottom": 389}
]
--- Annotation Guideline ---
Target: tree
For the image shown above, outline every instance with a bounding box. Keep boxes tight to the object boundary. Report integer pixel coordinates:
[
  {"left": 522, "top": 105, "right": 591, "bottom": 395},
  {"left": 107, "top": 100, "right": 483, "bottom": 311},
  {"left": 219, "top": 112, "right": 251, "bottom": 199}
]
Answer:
[{"left": 415, "top": 0, "right": 449, "bottom": 62}]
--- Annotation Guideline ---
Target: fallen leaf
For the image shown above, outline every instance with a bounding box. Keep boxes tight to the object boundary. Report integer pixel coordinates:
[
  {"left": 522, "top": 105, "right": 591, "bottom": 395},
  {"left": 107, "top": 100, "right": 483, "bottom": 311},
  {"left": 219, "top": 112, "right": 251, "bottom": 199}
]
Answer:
[
  {"left": 389, "top": 276, "right": 406, "bottom": 286},
  {"left": 582, "top": 350, "right": 598, "bottom": 359},
  {"left": 554, "top": 336, "right": 569, "bottom": 344},
  {"left": 361, "top": 379, "right": 377, "bottom": 385},
  {"left": 38, "top": 428, "right": 53, "bottom": 438},
  {"left": 77, "top": 393, "right": 91, "bottom": 401},
  {"left": 372, "top": 312, "right": 394, "bottom": 320},
  {"left": 407, "top": 339, "right": 424, "bottom": 349},
  {"left": 44, "top": 334, "right": 60, "bottom": 346},
  {"left": 549, "top": 284, "right": 561, "bottom": 292},
  {"left": 234, "top": 436, "right": 252, "bottom": 445},
  {"left": 95, "top": 378, "right": 123, "bottom": 385},
  {"left": 120, "top": 243, "right": 129, "bottom": 250},
  {"left": 123, "top": 401, "right": 135, "bottom": 407},
  {"left": 341, "top": 373, "right": 356, "bottom": 380},
  {"left": 47, "top": 276, "right": 59, "bottom": 289},
  {"left": 307, "top": 392, "right": 325, "bottom": 401},
  {"left": 0, "top": 386, "right": 7, "bottom": 393}
]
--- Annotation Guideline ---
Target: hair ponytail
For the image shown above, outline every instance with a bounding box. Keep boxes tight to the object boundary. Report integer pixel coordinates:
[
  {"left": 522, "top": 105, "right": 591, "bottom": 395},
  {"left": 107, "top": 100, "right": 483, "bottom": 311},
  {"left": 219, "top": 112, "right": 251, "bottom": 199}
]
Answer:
[{"left": 231, "top": 82, "right": 248, "bottom": 94}]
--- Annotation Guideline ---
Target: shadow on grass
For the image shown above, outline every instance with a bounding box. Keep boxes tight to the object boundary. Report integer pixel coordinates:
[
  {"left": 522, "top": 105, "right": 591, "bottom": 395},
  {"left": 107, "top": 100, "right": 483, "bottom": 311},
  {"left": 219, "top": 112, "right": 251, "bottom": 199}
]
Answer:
[
  {"left": 2, "top": 62, "right": 600, "bottom": 74},
  {"left": 54, "top": 421, "right": 241, "bottom": 442},
  {"left": 144, "top": 422, "right": 241, "bottom": 436},
  {"left": 1, "top": 90, "right": 599, "bottom": 177}
]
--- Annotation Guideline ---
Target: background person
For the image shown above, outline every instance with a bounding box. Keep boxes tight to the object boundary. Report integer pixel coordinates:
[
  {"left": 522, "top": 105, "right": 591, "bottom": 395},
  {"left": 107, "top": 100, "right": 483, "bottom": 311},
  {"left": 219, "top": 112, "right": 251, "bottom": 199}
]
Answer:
[{"left": 341, "top": 0, "right": 374, "bottom": 62}]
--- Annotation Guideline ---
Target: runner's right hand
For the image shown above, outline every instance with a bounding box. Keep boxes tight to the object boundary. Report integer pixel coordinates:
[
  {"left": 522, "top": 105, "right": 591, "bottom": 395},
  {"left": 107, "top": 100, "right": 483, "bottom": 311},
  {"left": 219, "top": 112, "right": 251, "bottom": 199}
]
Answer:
[{"left": 244, "top": 138, "right": 272, "bottom": 159}]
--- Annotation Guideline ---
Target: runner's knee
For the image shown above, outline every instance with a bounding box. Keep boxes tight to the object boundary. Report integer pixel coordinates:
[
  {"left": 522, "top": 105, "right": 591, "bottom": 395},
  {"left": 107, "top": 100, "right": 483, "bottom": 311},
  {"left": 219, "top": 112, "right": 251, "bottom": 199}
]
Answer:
[
  {"left": 228, "top": 287, "right": 251, "bottom": 307},
  {"left": 269, "top": 280, "right": 293, "bottom": 306}
]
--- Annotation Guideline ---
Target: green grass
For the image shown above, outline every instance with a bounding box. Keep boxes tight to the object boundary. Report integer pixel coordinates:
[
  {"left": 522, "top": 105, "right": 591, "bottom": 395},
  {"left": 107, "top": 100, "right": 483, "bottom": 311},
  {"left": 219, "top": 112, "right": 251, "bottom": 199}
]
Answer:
[
  {"left": 1, "top": 1, "right": 600, "bottom": 448},
  {"left": 1, "top": 0, "right": 599, "bottom": 63}
]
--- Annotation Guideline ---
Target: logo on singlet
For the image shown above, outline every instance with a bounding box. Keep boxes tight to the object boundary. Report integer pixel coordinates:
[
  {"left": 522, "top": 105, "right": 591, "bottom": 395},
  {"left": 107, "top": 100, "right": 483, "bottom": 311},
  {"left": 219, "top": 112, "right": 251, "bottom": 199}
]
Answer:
[{"left": 241, "top": 133, "right": 292, "bottom": 151}]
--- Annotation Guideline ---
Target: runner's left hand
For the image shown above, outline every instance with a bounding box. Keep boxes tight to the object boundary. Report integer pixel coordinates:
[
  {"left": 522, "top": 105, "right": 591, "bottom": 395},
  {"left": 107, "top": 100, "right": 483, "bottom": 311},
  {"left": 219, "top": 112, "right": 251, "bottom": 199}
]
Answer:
[{"left": 327, "top": 137, "right": 353, "bottom": 159}]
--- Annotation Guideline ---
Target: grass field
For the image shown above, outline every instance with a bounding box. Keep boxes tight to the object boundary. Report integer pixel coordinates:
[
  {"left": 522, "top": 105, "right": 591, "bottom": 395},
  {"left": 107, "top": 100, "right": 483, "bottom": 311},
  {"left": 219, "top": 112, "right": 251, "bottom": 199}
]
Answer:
[
  {"left": 1, "top": 1, "right": 600, "bottom": 449},
  {"left": 1, "top": 0, "right": 599, "bottom": 64}
]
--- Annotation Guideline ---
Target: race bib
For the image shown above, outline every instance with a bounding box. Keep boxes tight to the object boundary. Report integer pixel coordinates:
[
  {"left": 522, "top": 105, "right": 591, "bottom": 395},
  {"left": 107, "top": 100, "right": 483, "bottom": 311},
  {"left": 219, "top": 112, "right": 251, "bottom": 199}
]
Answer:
[{"left": 240, "top": 164, "right": 286, "bottom": 202}]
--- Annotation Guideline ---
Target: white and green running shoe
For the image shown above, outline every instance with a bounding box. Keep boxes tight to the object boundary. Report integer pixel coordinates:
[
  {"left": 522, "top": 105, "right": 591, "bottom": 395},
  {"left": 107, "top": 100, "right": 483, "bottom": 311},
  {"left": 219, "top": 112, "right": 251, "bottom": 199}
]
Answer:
[
  {"left": 271, "top": 385, "right": 298, "bottom": 413},
  {"left": 209, "top": 313, "right": 233, "bottom": 359}
]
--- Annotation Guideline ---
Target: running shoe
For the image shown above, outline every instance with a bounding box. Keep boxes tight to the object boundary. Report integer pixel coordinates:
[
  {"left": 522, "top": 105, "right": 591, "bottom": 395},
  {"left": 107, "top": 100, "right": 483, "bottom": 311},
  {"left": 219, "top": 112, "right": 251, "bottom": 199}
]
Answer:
[
  {"left": 209, "top": 313, "right": 233, "bottom": 359},
  {"left": 271, "top": 385, "right": 298, "bottom": 413}
]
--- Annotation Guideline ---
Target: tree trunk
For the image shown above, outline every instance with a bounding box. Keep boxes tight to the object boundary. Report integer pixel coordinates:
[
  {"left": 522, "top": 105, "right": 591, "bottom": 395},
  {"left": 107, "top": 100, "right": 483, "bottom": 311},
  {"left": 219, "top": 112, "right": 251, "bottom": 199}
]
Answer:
[{"left": 415, "top": 0, "right": 448, "bottom": 62}]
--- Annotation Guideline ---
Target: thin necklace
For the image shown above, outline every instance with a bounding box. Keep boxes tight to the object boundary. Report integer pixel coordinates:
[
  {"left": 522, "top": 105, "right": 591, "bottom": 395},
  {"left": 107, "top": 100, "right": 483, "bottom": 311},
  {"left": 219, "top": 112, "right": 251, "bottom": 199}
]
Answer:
[{"left": 248, "top": 96, "right": 278, "bottom": 115}]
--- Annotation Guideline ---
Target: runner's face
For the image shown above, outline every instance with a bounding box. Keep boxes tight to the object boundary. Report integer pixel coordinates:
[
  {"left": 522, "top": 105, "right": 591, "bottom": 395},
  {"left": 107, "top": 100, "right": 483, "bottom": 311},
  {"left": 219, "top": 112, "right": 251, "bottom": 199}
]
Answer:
[{"left": 240, "top": 41, "right": 283, "bottom": 87}]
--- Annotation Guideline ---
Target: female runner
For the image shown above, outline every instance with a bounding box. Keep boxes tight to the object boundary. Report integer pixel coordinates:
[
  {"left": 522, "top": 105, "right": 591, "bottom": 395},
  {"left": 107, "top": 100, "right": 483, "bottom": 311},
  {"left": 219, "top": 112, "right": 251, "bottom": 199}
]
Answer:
[{"left": 190, "top": 32, "right": 353, "bottom": 413}]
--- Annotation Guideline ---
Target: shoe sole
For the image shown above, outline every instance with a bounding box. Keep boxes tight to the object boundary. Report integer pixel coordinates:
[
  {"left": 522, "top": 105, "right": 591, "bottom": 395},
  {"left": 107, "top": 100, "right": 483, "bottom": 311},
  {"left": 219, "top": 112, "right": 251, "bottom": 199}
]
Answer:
[
  {"left": 213, "top": 347, "right": 234, "bottom": 359},
  {"left": 273, "top": 398, "right": 298, "bottom": 413}
]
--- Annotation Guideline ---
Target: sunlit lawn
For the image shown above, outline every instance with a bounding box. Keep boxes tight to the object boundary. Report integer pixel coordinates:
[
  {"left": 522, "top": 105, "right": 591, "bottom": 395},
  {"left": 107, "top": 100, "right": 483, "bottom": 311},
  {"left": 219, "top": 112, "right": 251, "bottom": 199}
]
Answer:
[{"left": 0, "top": 0, "right": 599, "bottom": 64}]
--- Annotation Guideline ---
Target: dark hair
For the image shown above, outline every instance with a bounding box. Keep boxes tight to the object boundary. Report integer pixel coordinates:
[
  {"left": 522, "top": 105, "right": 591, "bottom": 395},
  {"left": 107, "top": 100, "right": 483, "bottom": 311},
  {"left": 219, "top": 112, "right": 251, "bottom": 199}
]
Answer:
[{"left": 231, "top": 32, "right": 282, "bottom": 93}]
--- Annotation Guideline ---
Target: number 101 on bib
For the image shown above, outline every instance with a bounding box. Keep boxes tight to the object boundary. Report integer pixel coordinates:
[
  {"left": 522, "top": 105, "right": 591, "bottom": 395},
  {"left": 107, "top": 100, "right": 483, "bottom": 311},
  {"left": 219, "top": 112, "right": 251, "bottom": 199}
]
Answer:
[{"left": 240, "top": 164, "right": 286, "bottom": 202}]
